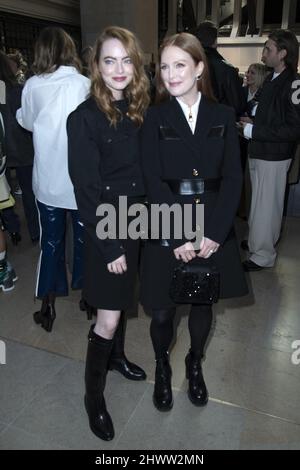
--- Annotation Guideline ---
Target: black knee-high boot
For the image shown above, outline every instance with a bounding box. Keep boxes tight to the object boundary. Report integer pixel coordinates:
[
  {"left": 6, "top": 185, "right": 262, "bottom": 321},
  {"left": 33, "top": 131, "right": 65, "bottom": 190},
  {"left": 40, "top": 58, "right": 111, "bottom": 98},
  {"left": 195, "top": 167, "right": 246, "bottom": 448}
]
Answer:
[
  {"left": 33, "top": 293, "right": 56, "bottom": 332},
  {"left": 84, "top": 325, "right": 114, "bottom": 441},
  {"left": 108, "top": 311, "right": 146, "bottom": 381}
]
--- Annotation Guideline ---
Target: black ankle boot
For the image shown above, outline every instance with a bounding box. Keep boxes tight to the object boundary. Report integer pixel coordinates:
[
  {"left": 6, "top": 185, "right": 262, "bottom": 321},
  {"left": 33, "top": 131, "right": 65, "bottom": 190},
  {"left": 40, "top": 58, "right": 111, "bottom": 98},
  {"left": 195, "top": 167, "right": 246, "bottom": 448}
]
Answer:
[
  {"left": 108, "top": 311, "right": 146, "bottom": 381},
  {"left": 79, "top": 298, "right": 96, "bottom": 320},
  {"left": 185, "top": 351, "right": 208, "bottom": 406},
  {"left": 85, "top": 325, "right": 114, "bottom": 441},
  {"left": 153, "top": 355, "right": 173, "bottom": 411},
  {"left": 33, "top": 294, "right": 56, "bottom": 332}
]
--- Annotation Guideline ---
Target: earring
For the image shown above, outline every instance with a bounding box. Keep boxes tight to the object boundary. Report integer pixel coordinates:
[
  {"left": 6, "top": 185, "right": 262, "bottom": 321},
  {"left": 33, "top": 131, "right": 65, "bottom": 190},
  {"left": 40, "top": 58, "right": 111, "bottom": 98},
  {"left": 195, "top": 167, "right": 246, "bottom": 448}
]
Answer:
[{"left": 196, "top": 75, "right": 202, "bottom": 81}]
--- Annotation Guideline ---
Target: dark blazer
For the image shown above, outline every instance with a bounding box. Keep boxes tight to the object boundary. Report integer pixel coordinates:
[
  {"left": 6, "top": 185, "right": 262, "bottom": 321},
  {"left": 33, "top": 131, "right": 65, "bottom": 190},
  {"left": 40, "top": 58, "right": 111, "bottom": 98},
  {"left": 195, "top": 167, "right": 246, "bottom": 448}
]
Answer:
[
  {"left": 67, "top": 97, "right": 145, "bottom": 264},
  {"left": 250, "top": 68, "right": 300, "bottom": 161},
  {"left": 140, "top": 96, "right": 248, "bottom": 305},
  {"left": 141, "top": 96, "right": 242, "bottom": 246},
  {"left": 204, "top": 47, "right": 246, "bottom": 119}
]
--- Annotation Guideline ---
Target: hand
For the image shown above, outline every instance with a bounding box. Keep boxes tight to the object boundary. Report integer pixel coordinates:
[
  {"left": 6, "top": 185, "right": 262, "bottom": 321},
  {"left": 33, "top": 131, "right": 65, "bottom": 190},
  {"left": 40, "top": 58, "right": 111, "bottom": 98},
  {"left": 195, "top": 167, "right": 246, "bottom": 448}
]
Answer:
[
  {"left": 240, "top": 116, "right": 253, "bottom": 124},
  {"left": 174, "top": 242, "right": 196, "bottom": 263},
  {"left": 198, "top": 237, "right": 220, "bottom": 259},
  {"left": 107, "top": 255, "right": 127, "bottom": 274},
  {"left": 236, "top": 121, "right": 244, "bottom": 135}
]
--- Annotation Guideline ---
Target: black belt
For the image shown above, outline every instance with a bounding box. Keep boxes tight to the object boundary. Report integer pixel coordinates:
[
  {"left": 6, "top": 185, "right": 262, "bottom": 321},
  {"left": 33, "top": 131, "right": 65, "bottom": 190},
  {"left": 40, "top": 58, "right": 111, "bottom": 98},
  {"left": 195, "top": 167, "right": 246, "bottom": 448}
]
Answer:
[{"left": 164, "top": 178, "right": 221, "bottom": 195}]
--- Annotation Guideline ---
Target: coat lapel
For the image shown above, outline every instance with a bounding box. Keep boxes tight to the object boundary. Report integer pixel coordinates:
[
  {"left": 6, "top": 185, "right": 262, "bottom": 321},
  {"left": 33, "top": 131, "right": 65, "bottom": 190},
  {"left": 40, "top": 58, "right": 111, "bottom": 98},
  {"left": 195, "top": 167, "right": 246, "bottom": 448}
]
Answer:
[
  {"left": 160, "top": 96, "right": 217, "bottom": 159},
  {"left": 194, "top": 95, "right": 216, "bottom": 140}
]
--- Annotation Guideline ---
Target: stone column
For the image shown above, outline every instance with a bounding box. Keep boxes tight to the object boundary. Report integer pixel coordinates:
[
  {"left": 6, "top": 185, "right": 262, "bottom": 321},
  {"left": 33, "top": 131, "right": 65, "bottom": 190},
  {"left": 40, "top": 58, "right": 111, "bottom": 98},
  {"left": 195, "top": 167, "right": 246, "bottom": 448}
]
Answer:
[{"left": 80, "top": 0, "right": 158, "bottom": 62}]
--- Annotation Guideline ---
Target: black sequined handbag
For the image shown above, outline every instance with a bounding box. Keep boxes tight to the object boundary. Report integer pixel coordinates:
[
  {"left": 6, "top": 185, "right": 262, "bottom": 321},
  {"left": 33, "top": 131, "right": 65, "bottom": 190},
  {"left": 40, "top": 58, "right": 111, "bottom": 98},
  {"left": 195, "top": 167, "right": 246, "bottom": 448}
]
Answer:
[{"left": 169, "top": 258, "right": 220, "bottom": 304}]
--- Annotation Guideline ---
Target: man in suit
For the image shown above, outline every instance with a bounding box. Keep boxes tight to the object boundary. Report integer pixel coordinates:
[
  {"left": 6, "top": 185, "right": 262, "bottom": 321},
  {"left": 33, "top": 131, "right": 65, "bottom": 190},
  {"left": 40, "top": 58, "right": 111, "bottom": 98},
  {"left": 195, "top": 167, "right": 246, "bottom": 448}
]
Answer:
[
  {"left": 192, "top": 21, "right": 246, "bottom": 118},
  {"left": 240, "top": 29, "right": 300, "bottom": 271}
]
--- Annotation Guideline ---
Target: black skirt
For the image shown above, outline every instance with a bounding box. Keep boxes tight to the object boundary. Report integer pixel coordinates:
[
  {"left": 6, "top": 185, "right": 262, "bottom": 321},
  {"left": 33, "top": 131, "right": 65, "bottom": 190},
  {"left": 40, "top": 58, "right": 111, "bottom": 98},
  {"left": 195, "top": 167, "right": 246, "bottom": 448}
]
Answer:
[
  {"left": 140, "top": 231, "right": 248, "bottom": 309},
  {"left": 83, "top": 235, "right": 140, "bottom": 310}
]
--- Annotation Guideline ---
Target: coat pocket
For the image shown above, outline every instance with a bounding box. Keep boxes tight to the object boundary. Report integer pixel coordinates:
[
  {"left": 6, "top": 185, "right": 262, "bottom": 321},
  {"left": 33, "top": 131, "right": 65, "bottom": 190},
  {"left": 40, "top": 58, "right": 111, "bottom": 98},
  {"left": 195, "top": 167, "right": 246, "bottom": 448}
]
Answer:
[
  {"left": 159, "top": 126, "right": 181, "bottom": 140},
  {"left": 208, "top": 125, "right": 225, "bottom": 138}
]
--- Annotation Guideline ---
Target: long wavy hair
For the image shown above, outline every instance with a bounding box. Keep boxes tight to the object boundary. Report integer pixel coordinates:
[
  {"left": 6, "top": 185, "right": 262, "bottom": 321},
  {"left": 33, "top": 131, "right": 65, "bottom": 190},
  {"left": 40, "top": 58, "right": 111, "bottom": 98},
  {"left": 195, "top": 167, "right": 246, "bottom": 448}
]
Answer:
[
  {"left": 32, "top": 26, "right": 81, "bottom": 75},
  {"left": 155, "top": 32, "right": 216, "bottom": 104},
  {"left": 90, "top": 26, "right": 150, "bottom": 127}
]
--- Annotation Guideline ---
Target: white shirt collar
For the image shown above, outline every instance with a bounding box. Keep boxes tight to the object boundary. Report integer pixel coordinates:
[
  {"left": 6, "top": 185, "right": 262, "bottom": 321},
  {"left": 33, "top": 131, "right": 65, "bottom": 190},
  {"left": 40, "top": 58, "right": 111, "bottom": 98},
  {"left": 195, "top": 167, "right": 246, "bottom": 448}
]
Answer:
[
  {"left": 247, "top": 88, "right": 257, "bottom": 101},
  {"left": 272, "top": 71, "right": 281, "bottom": 80},
  {"left": 176, "top": 92, "right": 201, "bottom": 133}
]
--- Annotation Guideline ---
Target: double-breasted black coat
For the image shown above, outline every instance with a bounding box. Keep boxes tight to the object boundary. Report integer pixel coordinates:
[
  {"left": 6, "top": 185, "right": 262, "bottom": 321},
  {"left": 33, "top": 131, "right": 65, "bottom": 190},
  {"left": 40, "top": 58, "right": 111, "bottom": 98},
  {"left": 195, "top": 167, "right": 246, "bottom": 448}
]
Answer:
[
  {"left": 67, "top": 97, "right": 145, "bottom": 309},
  {"left": 140, "top": 96, "right": 248, "bottom": 309}
]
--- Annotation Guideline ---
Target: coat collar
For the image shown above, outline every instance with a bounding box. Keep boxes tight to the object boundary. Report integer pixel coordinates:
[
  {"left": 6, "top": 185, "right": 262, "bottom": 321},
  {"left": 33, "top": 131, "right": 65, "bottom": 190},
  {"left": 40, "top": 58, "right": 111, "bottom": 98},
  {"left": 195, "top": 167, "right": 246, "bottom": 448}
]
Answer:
[
  {"left": 159, "top": 95, "right": 217, "bottom": 157},
  {"left": 264, "top": 67, "right": 297, "bottom": 87}
]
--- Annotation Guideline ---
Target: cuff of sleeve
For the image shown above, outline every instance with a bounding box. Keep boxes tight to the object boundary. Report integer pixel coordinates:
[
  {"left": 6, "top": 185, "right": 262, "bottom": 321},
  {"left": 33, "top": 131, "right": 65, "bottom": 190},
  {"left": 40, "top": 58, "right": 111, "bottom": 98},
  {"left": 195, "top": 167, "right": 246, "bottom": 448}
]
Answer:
[
  {"left": 104, "top": 245, "right": 126, "bottom": 264},
  {"left": 243, "top": 123, "right": 253, "bottom": 140}
]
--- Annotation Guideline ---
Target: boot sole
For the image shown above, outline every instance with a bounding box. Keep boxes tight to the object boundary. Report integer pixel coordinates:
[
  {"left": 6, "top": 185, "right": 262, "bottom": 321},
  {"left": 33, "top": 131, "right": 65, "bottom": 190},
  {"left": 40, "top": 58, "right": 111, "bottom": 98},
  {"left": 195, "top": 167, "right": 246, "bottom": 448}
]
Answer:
[
  {"left": 0, "top": 275, "right": 18, "bottom": 292},
  {"left": 84, "top": 396, "right": 115, "bottom": 441},
  {"left": 0, "top": 283, "right": 15, "bottom": 292}
]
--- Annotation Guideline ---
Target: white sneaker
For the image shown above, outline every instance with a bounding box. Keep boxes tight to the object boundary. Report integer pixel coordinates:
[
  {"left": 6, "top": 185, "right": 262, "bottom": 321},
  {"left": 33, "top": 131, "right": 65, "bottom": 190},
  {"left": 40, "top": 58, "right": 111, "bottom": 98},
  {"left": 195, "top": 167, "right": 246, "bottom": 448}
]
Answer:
[{"left": 14, "top": 185, "right": 22, "bottom": 196}]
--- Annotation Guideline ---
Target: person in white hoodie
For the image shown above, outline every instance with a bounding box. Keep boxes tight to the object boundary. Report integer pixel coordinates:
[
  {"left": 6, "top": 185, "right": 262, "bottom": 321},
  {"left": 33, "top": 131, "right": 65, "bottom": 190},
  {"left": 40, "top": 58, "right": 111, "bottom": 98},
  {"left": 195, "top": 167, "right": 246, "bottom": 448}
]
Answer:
[{"left": 17, "top": 26, "right": 90, "bottom": 331}]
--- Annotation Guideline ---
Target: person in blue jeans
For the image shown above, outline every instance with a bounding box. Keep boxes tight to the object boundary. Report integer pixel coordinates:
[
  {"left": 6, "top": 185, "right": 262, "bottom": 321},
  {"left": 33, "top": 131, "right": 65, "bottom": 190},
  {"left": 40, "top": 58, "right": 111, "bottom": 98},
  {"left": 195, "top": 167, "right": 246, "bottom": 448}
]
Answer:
[{"left": 17, "top": 27, "right": 90, "bottom": 331}]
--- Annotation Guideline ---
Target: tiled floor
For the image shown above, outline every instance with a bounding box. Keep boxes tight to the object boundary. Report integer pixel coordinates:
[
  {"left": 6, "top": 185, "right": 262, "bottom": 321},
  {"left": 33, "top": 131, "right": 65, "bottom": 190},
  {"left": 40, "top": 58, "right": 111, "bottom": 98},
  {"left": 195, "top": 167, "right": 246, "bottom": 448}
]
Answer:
[{"left": 1, "top": 211, "right": 300, "bottom": 449}]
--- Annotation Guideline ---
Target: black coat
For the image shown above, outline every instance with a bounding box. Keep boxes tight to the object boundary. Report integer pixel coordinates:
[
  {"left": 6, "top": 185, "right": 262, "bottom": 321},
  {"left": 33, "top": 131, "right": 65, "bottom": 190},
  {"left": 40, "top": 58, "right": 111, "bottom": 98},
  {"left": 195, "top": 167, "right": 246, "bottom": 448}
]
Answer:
[
  {"left": 67, "top": 97, "right": 145, "bottom": 309},
  {"left": 140, "top": 97, "right": 248, "bottom": 308},
  {"left": 204, "top": 47, "right": 246, "bottom": 119},
  {"left": 250, "top": 69, "right": 300, "bottom": 161},
  {"left": 0, "top": 84, "right": 34, "bottom": 167}
]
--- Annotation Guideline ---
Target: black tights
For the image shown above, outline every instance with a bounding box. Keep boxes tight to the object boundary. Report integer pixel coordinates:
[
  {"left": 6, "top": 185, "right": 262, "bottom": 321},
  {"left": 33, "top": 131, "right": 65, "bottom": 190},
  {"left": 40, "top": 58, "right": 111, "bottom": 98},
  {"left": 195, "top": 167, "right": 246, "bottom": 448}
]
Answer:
[{"left": 150, "top": 305, "right": 213, "bottom": 359}]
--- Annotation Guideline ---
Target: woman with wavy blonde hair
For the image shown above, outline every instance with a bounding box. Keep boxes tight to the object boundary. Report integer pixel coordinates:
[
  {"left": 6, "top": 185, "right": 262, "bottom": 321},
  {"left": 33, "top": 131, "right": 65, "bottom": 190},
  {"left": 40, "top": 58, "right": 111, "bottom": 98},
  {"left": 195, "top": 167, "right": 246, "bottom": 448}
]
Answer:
[{"left": 67, "top": 26, "right": 149, "bottom": 441}]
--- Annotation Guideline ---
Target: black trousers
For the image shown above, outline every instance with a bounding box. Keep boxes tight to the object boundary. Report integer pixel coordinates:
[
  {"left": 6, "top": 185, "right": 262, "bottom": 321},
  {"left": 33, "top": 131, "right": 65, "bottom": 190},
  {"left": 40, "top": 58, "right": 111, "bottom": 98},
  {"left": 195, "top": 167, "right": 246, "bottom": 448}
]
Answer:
[
  {"left": 16, "top": 165, "right": 39, "bottom": 240},
  {"left": 3, "top": 166, "right": 39, "bottom": 240}
]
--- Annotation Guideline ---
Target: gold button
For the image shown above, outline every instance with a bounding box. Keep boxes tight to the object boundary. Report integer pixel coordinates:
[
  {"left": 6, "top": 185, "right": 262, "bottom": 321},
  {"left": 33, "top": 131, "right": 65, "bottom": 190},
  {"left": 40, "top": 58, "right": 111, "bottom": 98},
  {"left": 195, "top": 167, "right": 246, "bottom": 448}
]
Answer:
[
  {"left": 195, "top": 197, "right": 201, "bottom": 204},
  {"left": 192, "top": 169, "right": 199, "bottom": 176}
]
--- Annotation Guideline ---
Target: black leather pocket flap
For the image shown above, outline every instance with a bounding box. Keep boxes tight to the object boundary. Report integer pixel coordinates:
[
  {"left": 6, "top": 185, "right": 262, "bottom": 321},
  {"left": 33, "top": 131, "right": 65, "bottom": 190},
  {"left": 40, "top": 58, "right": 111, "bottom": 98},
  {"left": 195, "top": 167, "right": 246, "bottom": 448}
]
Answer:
[
  {"left": 159, "top": 126, "right": 181, "bottom": 140},
  {"left": 208, "top": 125, "right": 225, "bottom": 138}
]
